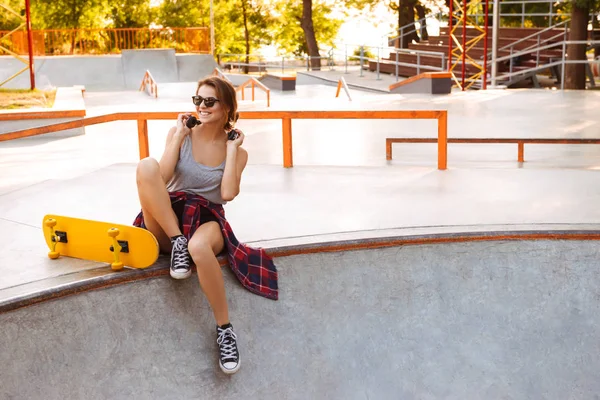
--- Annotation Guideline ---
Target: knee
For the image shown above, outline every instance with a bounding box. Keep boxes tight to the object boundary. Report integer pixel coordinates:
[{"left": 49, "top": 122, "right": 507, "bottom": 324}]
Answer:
[
  {"left": 188, "top": 239, "right": 214, "bottom": 266},
  {"left": 136, "top": 157, "right": 160, "bottom": 184}
]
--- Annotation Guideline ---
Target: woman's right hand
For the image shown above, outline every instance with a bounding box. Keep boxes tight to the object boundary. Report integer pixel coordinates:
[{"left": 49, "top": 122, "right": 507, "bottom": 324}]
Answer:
[{"left": 175, "top": 113, "right": 192, "bottom": 137}]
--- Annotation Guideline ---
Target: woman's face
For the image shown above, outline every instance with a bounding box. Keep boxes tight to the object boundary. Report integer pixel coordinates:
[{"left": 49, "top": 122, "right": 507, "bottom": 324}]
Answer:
[{"left": 194, "top": 84, "right": 226, "bottom": 126}]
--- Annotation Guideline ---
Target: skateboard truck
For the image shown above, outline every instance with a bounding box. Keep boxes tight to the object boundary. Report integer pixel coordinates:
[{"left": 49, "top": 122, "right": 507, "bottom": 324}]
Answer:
[
  {"left": 44, "top": 218, "right": 65, "bottom": 259},
  {"left": 107, "top": 228, "right": 129, "bottom": 270}
]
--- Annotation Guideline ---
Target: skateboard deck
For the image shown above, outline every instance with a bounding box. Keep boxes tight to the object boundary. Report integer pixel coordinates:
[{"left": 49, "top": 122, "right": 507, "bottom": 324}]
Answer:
[{"left": 42, "top": 214, "right": 160, "bottom": 270}]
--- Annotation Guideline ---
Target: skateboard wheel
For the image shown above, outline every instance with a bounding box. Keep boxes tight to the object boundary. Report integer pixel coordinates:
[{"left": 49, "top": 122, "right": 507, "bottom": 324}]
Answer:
[
  {"left": 108, "top": 228, "right": 120, "bottom": 237},
  {"left": 111, "top": 261, "right": 124, "bottom": 270},
  {"left": 44, "top": 218, "right": 57, "bottom": 228},
  {"left": 48, "top": 251, "right": 60, "bottom": 259}
]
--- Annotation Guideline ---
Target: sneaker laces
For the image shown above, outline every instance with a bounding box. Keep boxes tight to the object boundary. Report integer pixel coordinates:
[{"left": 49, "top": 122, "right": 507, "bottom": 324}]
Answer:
[
  {"left": 171, "top": 237, "right": 189, "bottom": 269},
  {"left": 217, "top": 327, "right": 238, "bottom": 361}
]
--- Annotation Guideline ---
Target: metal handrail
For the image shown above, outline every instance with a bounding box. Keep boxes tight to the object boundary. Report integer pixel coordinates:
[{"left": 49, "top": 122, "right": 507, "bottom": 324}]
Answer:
[
  {"left": 139, "top": 70, "right": 158, "bottom": 99},
  {"left": 494, "top": 39, "right": 574, "bottom": 63},
  {"left": 496, "top": 19, "right": 569, "bottom": 53},
  {"left": 236, "top": 77, "right": 270, "bottom": 107},
  {"left": 491, "top": 40, "right": 600, "bottom": 90},
  {"left": 386, "top": 12, "right": 443, "bottom": 46},
  {"left": 335, "top": 77, "right": 352, "bottom": 101}
]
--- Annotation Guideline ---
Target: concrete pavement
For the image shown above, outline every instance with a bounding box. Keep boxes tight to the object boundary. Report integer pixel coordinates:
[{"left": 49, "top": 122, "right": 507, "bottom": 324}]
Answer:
[{"left": 1, "top": 79, "right": 600, "bottom": 398}]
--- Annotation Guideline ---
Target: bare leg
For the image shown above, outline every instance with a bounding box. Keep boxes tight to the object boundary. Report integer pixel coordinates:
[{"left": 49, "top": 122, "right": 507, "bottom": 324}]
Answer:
[
  {"left": 188, "top": 221, "right": 229, "bottom": 325},
  {"left": 136, "top": 157, "right": 182, "bottom": 243}
]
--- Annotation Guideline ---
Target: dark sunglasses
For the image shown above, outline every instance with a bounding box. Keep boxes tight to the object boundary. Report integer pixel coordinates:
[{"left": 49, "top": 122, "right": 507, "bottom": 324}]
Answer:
[{"left": 192, "top": 95, "right": 220, "bottom": 107}]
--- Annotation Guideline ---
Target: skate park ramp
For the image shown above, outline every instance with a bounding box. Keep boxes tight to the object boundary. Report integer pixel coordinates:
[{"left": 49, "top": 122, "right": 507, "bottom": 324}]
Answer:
[
  {"left": 2, "top": 232, "right": 600, "bottom": 399},
  {"left": 0, "top": 50, "right": 218, "bottom": 90},
  {"left": 121, "top": 49, "right": 179, "bottom": 89}
]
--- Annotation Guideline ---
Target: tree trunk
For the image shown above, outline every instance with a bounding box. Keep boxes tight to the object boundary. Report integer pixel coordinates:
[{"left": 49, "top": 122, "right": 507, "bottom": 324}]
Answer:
[
  {"left": 415, "top": 4, "right": 429, "bottom": 41},
  {"left": 564, "top": 2, "right": 590, "bottom": 89},
  {"left": 241, "top": 0, "right": 250, "bottom": 74},
  {"left": 69, "top": 0, "right": 81, "bottom": 55},
  {"left": 301, "top": 0, "right": 321, "bottom": 70},
  {"left": 397, "top": 0, "right": 419, "bottom": 48},
  {"left": 592, "top": 15, "right": 599, "bottom": 60}
]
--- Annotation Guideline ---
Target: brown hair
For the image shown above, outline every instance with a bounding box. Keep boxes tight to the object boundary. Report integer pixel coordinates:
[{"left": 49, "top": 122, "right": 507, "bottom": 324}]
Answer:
[{"left": 196, "top": 76, "right": 239, "bottom": 131}]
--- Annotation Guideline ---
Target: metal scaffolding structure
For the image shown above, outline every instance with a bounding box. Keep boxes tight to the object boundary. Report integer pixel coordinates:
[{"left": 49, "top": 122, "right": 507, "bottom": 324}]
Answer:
[
  {"left": 447, "top": 0, "right": 489, "bottom": 90},
  {"left": 0, "top": 0, "right": 35, "bottom": 89}
]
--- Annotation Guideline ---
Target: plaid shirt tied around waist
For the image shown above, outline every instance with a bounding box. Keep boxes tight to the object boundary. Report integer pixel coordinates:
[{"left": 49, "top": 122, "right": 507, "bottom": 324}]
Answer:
[{"left": 133, "top": 191, "right": 278, "bottom": 300}]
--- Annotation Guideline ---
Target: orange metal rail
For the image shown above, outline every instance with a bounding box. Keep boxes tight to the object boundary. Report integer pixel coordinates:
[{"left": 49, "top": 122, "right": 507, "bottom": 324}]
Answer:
[
  {"left": 386, "top": 137, "right": 600, "bottom": 164},
  {"left": 139, "top": 70, "right": 158, "bottom": 98},
  {"left": 236, "top": 77, "right": 271, "bottom": 107},
  {"left": 0, "top": 110, "right": 449, "bottom": 169},
  {"left": 0, "top": 27, "right": 210, "bottom": 55}
]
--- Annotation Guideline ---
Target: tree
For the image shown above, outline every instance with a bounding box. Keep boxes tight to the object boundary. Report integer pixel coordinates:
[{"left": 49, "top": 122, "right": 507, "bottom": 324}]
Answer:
[
  {"left": 301, "top": 0, "right": 321, "bottom": 70},
  {"left": 239, "top": 0, "right": 275, "bottom": 72},
  {"left": 564, "top": 0, "right": 598, "bottom": 89},
  {"left": 31, "top": 0, "right": 110, "bottom": 30},
  {"left": 0, "top": 0, "right": 25, "bottom": 31},
  {"left": 391, "top": 0, "right": 419, "bottom": 48},
  {"left": 271, "top": 0, "right": 342, "bottom": 61},
  {"left": 342, "top": 0, "right": 439, "bottom": 48},
  {"left": 109, "top": 0, "right": 156, "bottom": 28},
  {"left": 31, "top": 0, "right": 111, "bottom": 54}
]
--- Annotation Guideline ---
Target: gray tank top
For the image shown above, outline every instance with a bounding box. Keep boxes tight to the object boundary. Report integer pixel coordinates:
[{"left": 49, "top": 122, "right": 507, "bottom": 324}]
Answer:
[{"left": 166, "top": 135, "right": 227, "bottom": 204}]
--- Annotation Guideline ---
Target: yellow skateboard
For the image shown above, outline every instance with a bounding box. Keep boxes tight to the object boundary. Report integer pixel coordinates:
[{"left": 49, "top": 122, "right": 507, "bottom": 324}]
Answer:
[{"left": 42, "top": 214, "right": 160, "bottom": 270}]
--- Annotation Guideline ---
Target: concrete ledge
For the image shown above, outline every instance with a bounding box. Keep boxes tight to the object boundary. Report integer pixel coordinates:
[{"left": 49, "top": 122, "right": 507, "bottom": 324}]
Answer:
[
  {"left": 0, "top": 86, "right": 86, "bottom": 140},
  {"left": 2, "top": 224, "right": 600, "bottom": 313},
  {"left": 389, "top": 72, "right": 452, "bottom": 94},
  {"left": 296, "top": 71, "right": 389, "bottom": 93},
  {"left": 259, "top": 73, "right": 296, "bottom": 91}
]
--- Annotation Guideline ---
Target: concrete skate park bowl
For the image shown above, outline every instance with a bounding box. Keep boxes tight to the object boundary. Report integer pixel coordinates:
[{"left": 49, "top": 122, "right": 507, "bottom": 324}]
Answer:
[{"left": 2, "top": 226, "right": 600, "bottom": 399}]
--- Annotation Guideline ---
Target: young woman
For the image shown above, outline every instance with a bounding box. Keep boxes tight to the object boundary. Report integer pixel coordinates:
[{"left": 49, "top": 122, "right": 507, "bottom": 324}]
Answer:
[{"left": 133, "top": 76, "right": 278, "bottom": 375}]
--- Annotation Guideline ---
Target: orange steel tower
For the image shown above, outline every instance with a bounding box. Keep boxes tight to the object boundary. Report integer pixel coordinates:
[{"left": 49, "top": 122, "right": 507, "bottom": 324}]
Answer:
[
  {"left": 0, "top": 0, "right": 35, "bottom": 89},
  {"left": 447, "top": 0, "right": 489, "bottom": 90}
]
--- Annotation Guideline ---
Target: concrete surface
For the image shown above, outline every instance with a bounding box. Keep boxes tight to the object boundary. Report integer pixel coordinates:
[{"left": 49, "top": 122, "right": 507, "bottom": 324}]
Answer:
[
  {"left": 0, "top": 53, "right": 218, "bottom": 91},
  {"left": 2, "top": 240, "right": 600, "bottom": 399},
  {"left": 1, "top": 77, "right": 600, "bottom": 398},
  {"left": 176, "top": 54, "right": 219, "bottom": 82},
  {"left": 121, "top": 49, "right": 178, "bottom": 89},
  {"left": 0, "top": 87, "right": 86, "bottom": 138},
  {"left": 297, "top": 66, "right": 406, "bottom": 93},
  {"left": 1, "top": 86, "right": 600, "bottom": 294},
  {"left": 0, "top": 55, "right": 126, "bottom": 90}
]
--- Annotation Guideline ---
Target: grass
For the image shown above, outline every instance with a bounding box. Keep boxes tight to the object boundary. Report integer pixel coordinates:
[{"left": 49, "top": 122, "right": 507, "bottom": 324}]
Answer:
[{"left": 0, "top": 88, "right": 57, "bottom": 110}]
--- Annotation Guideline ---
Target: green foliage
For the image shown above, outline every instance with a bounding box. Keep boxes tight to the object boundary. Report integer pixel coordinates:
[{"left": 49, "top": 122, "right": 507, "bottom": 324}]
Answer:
[
  {"left": 571, "top": 0, "right": 600, "bottom": 10},
  {"left": 109, "top": 0, "right": 156, "bottom": 28},
  {"left": 0, "top": 0, "right": 26, "bottom": 30},
  {"left": 31, "top": 0, "right": 111, "bottom": 29},
  {"left": 270, "top": 0, "right": 343, "bottom": 56},
  {"left": 0, "top": 0, "right": 359, "bottom": 58},
  {"left": 155, "top": 0, "right": 272, "bottom": 55},
  {"left": 157, "top": 0, "right": 206, "bottom": 28}
]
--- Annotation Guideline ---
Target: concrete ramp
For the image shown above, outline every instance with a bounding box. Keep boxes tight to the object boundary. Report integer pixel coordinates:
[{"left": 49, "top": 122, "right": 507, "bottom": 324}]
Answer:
[
  {"left": 121, "top": 49, "right": 178, "bottom": 90},
  {"left": 2, "top": 239, "right": 600, "bottom": 398},
  {"left": 389, "top": 72, "right": 452, "bottom": 94}
]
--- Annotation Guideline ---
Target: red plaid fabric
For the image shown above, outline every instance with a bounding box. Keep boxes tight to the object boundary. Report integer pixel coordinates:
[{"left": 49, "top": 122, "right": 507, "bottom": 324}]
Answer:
[{"left": 133, "top": 191, "right": 278, "bottom": 300}]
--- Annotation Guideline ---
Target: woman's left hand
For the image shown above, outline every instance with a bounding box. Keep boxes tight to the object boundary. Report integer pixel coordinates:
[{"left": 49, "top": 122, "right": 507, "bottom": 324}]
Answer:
[{"left": 227, "top": 129, "right": 245, "bottom": 149}]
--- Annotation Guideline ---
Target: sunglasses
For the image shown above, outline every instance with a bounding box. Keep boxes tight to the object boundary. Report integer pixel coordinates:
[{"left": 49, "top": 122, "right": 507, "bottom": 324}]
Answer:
[{"left": 192, "top": 95, "right": 220, "bottom": 107}]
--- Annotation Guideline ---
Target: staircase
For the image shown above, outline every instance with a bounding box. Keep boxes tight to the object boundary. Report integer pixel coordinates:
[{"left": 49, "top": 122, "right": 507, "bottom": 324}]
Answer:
[{"left": 369, "top": 25, "right": 568, "bottom": 88}]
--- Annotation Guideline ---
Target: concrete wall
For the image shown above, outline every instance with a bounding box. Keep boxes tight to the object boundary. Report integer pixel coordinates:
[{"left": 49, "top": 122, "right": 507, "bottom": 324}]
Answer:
[
  {"left": 0, "top": 55, "right": 125, "bottom": 91},
  {"left": 177, "top": 54, "right": 219, "bottom": 82},
  {"left": 0, "top": 52, "right": 218, "bottom": 91},
  {"left": 121, "top": 49, "right": 178, "bottom": 90},
  {"left": 2, "top": 240, "right": 600, "bottom": 398}
]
